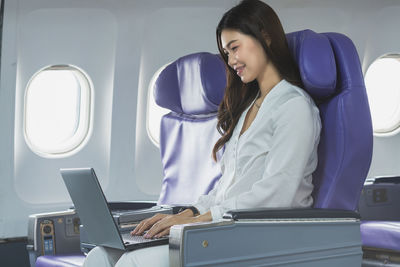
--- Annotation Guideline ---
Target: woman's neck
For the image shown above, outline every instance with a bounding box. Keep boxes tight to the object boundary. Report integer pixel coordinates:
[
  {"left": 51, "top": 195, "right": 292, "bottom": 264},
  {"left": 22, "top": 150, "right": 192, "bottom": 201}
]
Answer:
[{"left": 257, "top": 63, "right": 282, "bottom": 99}]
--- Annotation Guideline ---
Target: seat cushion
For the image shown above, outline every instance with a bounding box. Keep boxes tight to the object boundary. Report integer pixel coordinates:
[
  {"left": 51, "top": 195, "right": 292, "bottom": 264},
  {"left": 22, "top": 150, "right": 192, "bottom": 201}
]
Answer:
[
  {"left": 36, "top": 254, "right": 85, "bottom": 267},
  {"left": 361, "top": 221, "right": 400, "bottom": 252}
]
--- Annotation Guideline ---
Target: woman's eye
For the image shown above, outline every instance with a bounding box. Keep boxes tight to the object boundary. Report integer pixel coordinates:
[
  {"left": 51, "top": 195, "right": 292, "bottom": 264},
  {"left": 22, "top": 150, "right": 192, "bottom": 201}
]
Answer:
[{"left": 232, "top": 46, "right": 238, "bottom": 51}]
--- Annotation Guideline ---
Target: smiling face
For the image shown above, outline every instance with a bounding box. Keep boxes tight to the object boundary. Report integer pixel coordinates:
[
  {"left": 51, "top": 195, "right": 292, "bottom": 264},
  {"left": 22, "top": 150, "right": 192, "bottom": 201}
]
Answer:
[{"left": 221, "top": 29, "right": 269, "bottom": 84}]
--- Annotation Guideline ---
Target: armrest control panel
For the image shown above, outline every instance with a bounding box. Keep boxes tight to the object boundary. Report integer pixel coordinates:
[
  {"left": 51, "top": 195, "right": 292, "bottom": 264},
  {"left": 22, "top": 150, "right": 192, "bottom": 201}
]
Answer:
[{"left": 27, "top": 209, "right": 82, "bottom": 262}]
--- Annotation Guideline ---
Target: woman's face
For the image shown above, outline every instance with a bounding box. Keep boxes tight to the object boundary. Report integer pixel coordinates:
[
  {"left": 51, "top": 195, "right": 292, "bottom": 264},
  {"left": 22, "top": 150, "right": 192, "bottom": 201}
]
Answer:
[{"left": 221, "top": 29, "right": 269, "bottom": 84}]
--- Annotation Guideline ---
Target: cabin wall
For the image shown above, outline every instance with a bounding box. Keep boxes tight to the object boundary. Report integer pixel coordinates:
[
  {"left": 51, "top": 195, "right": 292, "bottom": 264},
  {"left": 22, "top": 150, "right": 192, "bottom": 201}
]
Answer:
[
  {"left": 0, "top": 0, "right": 399, "bottom": 239},
  {"left": 0, "top": 0, "right": 234, "bottom": 239}
]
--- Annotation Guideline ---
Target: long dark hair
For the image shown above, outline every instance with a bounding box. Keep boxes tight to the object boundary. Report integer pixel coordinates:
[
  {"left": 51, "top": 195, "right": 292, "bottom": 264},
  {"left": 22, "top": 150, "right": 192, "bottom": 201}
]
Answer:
[{"left": 212, "top": 0, "right": 302, "bottom": 161}]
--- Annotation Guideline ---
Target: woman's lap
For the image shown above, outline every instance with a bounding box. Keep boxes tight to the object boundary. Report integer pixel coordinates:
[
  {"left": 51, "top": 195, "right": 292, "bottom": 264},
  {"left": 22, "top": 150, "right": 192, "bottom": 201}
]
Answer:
[
  {"left": 116, "top": 245, "right": 169, "bottom": 267},
  {"left": 83, "top": 245, "right": 169, "bottom": 267}
]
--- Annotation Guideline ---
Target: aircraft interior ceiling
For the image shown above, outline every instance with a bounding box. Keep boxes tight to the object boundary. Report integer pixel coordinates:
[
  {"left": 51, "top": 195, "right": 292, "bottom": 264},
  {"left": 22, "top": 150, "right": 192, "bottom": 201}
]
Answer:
[{"left": 0, "top": 0, "right": 399, "bottom": 240}]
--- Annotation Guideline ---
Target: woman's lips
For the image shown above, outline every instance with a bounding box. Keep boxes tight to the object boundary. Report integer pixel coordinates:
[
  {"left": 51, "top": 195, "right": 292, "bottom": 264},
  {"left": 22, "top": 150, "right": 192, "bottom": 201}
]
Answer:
[{"left": 236, "top": 65, "right": 245, "bottom": 76}]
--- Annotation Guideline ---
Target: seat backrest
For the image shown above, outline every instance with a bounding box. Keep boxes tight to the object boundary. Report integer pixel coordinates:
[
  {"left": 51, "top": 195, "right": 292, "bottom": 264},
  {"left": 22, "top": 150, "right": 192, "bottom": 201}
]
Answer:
[
  {"left": 286, "top": 30, "right": 373, "bottom": 210},
  {"left": 154, "top": 52, "right": 226, "bottom": 205}
]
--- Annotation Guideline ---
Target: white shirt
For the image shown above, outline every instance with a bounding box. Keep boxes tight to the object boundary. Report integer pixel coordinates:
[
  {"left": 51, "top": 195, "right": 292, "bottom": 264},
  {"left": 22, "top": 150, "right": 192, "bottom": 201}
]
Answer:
[{"left": 194, "top": 79, "right": 321, "bottom": 220}]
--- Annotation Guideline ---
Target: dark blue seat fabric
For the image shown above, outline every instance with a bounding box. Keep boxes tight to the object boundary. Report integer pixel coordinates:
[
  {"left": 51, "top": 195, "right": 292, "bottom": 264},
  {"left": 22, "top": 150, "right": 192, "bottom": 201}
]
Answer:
[
  {"left": 290, "top": 30, "right": 400, "bottom": 265},
  {"left": 154, "top": 52, "right": 226, "bottom": 205},
  {"left": 287, "top": 30, "right": 373, "bottom": 211}
]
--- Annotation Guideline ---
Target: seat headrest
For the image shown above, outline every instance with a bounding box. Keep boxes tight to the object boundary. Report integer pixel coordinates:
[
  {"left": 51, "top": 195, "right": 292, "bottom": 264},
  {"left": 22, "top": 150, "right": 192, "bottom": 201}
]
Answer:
[
  {"left": 286, "top": 29, "right": 337, "bottom": 99},
  {"left": 154, "top": 52, "right": 226, "bottom": 115}
]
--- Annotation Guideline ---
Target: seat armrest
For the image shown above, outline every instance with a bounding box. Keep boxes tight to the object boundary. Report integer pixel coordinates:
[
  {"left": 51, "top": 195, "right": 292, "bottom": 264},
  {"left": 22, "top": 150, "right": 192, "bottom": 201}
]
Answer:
[
  {"left": 223, "top": 208, "right": 360, "bottom": 220},
  {"left": 170, "top": 208, "right": 362, "bottom": 266},
  {"left": 27, "top": 210, "right": 81, "bottom": 264}
]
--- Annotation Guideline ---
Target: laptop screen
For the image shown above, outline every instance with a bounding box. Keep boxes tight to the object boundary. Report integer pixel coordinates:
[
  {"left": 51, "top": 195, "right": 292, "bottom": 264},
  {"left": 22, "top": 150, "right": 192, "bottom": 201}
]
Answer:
[{"left": 61, "top": 168, "right": 125, "bottom": 250}]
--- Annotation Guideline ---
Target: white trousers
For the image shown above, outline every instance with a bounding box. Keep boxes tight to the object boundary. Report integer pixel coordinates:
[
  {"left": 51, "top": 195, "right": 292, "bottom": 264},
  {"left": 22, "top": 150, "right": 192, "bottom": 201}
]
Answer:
[{"left": 82, "top": 245, "right": 169, "bottom": 267}]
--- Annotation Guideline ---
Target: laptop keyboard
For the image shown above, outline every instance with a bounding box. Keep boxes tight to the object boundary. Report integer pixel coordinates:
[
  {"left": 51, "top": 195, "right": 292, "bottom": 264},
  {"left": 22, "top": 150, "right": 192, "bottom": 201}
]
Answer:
[{"left": 121, "top": 232, "right": 168, "bottom": 244}]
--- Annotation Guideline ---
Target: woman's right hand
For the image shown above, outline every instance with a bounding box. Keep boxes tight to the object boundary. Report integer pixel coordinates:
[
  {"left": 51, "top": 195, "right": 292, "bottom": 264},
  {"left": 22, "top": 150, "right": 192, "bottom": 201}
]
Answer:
[
  {"left": 130, "top": 213, "right": 169, "bottom": 236},
  {"left": 130, "top": 209, "right": 197, "bottom": 237}
]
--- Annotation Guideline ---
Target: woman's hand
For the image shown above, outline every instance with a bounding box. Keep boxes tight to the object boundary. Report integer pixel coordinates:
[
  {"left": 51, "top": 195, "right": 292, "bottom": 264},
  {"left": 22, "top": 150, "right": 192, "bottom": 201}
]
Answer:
[
  {"left": 130, "top": 213, "right": 170, "bottom": 236},
  {"left": 143, "top": 213, "right": 197, "bottom": 238},
  {"left": 131, "top": 210, "right": 212, "bottom": 239}
]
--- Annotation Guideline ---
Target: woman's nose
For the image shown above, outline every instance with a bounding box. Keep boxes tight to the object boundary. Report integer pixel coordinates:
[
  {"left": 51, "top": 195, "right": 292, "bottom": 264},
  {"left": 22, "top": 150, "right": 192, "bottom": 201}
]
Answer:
[{"left": 228, "top": 54, "right": 237, "bottom": 68}]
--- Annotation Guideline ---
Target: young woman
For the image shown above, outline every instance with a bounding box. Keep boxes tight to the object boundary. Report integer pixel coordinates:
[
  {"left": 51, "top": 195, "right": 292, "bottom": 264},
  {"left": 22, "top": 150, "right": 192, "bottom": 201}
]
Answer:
[{"left": 84, "top": 0, "right": 321, "bottom": 266}]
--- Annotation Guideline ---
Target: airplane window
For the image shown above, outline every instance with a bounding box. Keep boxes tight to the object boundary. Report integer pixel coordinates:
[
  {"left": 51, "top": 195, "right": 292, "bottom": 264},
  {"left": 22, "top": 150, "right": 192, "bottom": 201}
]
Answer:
[
  {"left": 365, "top": 55, "right": 400, "bottom": 136},
  {"left": 24, "top": 65, "right": 92, "bottom": 157},
  {"left": 146, "top": 63, "right": 170, "bottom": 146}
]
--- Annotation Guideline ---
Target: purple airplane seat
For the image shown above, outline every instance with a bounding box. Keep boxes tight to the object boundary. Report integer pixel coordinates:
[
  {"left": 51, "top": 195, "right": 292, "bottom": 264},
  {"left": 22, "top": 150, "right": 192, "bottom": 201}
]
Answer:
[
  {"left": 154, "top": 52, "right": 226, "bottom": 205},
  {"left": 287, "top": 29, "right": 373, "bottom": 211}
]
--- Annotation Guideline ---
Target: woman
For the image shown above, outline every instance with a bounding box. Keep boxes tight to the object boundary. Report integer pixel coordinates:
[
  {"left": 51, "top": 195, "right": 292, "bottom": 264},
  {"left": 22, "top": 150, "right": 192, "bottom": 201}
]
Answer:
[{"left": 84, "top": 0, "right": 321, "bottom": 266}]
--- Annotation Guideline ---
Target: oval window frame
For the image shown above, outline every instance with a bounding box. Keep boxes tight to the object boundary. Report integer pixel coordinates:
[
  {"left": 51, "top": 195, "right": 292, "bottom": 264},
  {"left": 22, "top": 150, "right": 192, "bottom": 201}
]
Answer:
[
  {"left": 24, "top": 64, "right": 93, "bottom": 157},
  {"left": 365, "top": 54, "right": 400, "bottom": 137}
]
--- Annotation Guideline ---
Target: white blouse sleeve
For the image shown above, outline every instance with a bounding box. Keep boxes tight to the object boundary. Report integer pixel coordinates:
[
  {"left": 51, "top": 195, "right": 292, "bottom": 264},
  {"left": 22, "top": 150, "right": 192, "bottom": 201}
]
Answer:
[
  {"left": 193, "top": 180, "right": 220, "bottom": 215},
  {"left": 208, "top": 96, "right": 321, "bottom": 220}
]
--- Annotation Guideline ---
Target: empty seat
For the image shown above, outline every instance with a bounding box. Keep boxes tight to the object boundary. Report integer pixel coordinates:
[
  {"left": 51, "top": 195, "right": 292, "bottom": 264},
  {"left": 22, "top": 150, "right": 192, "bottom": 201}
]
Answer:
[{"left": 154, "top": 52, "right": 226, "bottom": 205}]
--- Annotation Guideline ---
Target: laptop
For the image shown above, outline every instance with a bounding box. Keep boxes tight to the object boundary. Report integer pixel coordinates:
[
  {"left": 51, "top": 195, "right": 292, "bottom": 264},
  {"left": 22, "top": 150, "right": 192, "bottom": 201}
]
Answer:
[{"left": 60, "top": 167, "right": 169, "bottom": 251}]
